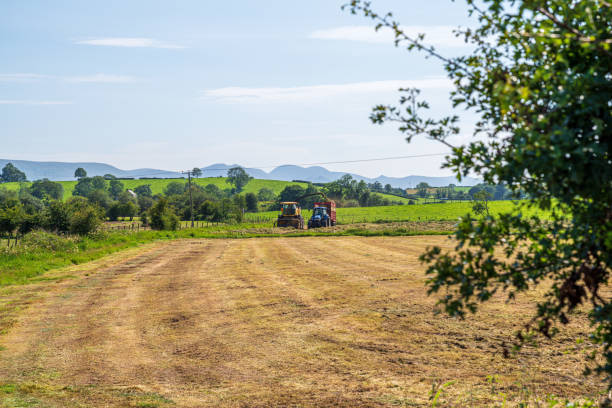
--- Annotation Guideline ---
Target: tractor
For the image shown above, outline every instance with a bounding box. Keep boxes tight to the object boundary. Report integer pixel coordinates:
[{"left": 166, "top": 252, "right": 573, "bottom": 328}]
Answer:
[
  {"left": 308, "top": 200, "right": 336, "bottom": 228},
  {"left": 275, "top": 192, "right": 336, "bottom": 229},
  {"left": 276, "top": 201, "right": 304, "bottom": 228}
]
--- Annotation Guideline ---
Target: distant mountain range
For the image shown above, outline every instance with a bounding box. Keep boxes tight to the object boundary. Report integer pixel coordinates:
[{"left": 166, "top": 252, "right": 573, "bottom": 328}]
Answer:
[{"left": 0, "top": 159, "right": 480, "bottom": 188}]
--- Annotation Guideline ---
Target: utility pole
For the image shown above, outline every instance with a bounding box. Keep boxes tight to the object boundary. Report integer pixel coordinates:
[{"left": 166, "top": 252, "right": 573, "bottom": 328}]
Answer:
[{"left": 182, "top": 170, "right": 195, "bottom": 228}]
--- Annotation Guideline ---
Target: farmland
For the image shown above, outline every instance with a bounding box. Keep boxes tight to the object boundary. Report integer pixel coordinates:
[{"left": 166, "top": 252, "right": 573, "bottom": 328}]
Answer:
[
  {"left": 2, "top": 178, "right": 309, "bottom": 200},
  {"left": 1, "top": 177, "right": 412, "bottom": 203},
  {"left": 246, "top": 200, "right": 544, "bottom": 224},
  {"left": 0, "top": 236, "right": 603, "bottom": 407}
]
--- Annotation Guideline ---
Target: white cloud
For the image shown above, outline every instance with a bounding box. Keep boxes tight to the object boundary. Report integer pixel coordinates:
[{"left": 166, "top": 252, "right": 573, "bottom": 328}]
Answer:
[
  {"left": 76, "top": 37, "right": 185, "bottom": 49},
  {"left": 309, "top": 25, "right": 467, "bottom": 48},
  {"left": 0, "top": 73, "right": 51, "bottom": 82},
  {"left": 202, "top": 78, "right": 452, "bottom": 104},
  {"left": 0, "top": 100, "right": 72, "bottom": 105},
  {"left": 65, "top": 74, "right": 136, "bottom": 83}
]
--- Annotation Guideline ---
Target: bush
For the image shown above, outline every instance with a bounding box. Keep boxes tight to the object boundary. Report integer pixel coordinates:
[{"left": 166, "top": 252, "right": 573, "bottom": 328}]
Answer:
[
  {"left": 20, "top": 230, "right": 76, "bottom": 252},
  {"left": 68, "top": 199, "right": 103, "bottom": 235},
  {"left": 148, "top": 198, "right": 179, "bottom": 230},
  {"left": 0, "top": 206, "right": 25, "bottom": 235},
  {"left": 44, "top": 201, "right": 71, "bottom": 233}
]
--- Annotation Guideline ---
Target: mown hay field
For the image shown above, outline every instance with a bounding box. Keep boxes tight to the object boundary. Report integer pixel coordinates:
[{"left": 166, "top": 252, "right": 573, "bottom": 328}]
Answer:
[{"left": 0, "top": 236, "right": 603, "bottom": 407}]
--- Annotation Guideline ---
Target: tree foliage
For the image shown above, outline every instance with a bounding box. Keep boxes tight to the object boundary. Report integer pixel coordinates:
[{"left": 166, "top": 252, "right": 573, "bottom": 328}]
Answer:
[
  {"left": 348, "top": 0, "right": 612, "bottom": 380},
  {"left": 29, "top": 179, "right": 63, "bottom": 200},
  {"left": 1, "top": 163, "right": 27, "bottom": 183},
  {"left": 148, "top": 198, "right": 179, "bottom": 231},
  {"left": 192, "top": 167, "right": 203, "bottom": 178},
  {"left": 227, "top": 167, "right": 252, "bottom": 192},
  {"left": 74, "top": 167, "right": 87, "bottom": 179}
]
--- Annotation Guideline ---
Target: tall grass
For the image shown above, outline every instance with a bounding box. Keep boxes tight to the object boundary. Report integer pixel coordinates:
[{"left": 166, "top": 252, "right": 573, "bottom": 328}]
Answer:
[{"left": 245, "top": 200, "right": 546, "bottom": 224}]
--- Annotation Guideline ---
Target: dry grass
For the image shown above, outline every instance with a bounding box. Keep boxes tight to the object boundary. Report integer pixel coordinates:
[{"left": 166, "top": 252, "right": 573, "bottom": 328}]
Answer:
[{"left": 0, "top": 236, "right": 605, "bottom": 407}]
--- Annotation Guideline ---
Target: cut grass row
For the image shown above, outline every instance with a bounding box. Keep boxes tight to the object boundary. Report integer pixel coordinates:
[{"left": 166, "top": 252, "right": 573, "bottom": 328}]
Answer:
[{"left": 0, "top": 223, "right": 453, "bottom": 287}]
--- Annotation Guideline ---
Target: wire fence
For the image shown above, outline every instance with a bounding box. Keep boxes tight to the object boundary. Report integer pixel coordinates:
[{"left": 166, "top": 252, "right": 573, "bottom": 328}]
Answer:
[
  {"left": 1, "top": 234, "right": 21, "bottom": 248},
  {"left": 100, "top": 220, "right": 230, "bottom": 233}
]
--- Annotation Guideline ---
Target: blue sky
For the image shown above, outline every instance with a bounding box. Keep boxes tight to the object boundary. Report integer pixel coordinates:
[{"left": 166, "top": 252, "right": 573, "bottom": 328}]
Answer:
[{"left": 0, "top": 0, "right": 478, "bottom": 177}]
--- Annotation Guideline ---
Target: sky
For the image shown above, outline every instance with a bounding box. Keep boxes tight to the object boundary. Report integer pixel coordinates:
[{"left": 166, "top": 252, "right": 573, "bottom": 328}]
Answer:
[{"left": 0, "top": 0, "right": 479, "bottom": 178}]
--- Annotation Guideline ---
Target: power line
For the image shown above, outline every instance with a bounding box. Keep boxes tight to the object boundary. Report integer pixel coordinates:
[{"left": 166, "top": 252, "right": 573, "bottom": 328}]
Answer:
[
  {"left": 190, "top": 153, "right": 449, "bottom": 173},
  {"left": 56, "top": 152, "right": 449, "bottom": 180},
  {"left": 294, "top": 153, "right": 448, "bottom": 167}
]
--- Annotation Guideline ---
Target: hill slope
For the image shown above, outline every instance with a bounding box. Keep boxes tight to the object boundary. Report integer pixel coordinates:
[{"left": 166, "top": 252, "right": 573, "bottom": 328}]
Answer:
[
  {"left": 2, "top": 177, "right": 412, "bottom": 204},
  {"left": 0, "top": 159, "right": 181, "bottom": 181},
  {"left": 1, "top": 159, "right": 480, "bottom": 188}
]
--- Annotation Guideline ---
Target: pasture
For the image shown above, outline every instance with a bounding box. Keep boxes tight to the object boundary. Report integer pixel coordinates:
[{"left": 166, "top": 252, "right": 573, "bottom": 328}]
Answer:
[
  {"left": 246, "top": 200, "right": 543, "bottom": 224},
  {"left": 0, "top": 236, "right": 602, "bottom": 407},
  {"left": 1, "top": 178, "right": 411, "bottom": 203}
]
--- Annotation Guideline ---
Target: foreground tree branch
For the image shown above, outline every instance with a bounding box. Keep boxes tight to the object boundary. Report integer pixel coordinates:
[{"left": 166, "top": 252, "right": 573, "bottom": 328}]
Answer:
[{"left": 347, "top": 0, "right": 612, "bottom": 391}]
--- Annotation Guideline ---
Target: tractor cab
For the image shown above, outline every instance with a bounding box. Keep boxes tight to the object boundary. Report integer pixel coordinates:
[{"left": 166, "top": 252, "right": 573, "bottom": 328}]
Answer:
[
  {"left": 276, "top": 202, "right": 304, "bottom": 228},
  {"left": 280, "top": 202, "right": 300, "bottom": 216},
  {"left": 312, "top": 207, "right": 328, "bottom": 218}
]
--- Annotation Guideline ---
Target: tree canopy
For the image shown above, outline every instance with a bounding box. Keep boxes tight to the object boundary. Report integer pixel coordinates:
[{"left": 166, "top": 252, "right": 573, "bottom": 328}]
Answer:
[
  {"left": 349, "top": 0, "right": 611, "bottom": 380},
  {"left": 227, "top": 167, "right": 252, "bottom": 192},
  {"left": 74, "top": 167, "right": 87, "bottom": 179},
  {"left": 192, "top": 167, "right": 203, "bottom": 178},
  {"left": 1, "top": 163, "right": 27, "bottom": 183}
]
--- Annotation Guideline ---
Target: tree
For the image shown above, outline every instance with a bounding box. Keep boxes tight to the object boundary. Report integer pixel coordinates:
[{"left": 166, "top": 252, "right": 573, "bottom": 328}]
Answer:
[
  {"left": 66, "top": 197, "right": 103, "bottom": 235},
  {"left": 227, "top": 167, "right": 252, "bottom": 193},
  {"left": 384, "top": 184, "right": 392, "bottom": 193},
  {"left": 192, "top": 167, "right": 203, "bottom": 178},
  {"left": 204, "top": 184, "right": 223, "bottom": 199},
  {"left": 133, "top": 184, "right": 152, "bottom": 197},
  {"left": 1, "top": 163, "right": 27, "bottom": 183},
  {"left": 29, "top": 179, "right": 63, "bottom": 200},
  {"left": 0, "top": 206, "right": 25, "bottom": 235},
  {"left": 91, "top": 176, "right": 107, "bottom": 190},
  {"left": 471, "top": 190, "right": 491, "bottom": 216},
  {"left": 278, "top": 185, "right": 305, "bottom": 203},
  {"left": 164, "top": 181, "right": 185, "bottom": 196},
  {"left": 245, "top": 193, "right": 258, "bottom": 212},
  {"left": 257, "top": 187, "right": 275, "bottom": 202},
  {"left": 74, "top": 167, "right": 87, "bottom": 179},
  {"left": 109, "top": 179, "right": 124, "bottom": 200},
  {"left": 72, "top": 177, "right": 94, "bottom": 197},
  {"left": 119, "top": 201, "right": 138, "bottom": 220},
  {"left": 137, "top": 195, "right": 154, "bottom": 214},
  {"left": 148, "top": 198, "right": 179, "bottom": 230},
  {"left": 416, "top": 182, "right": 429, "bottom": 198},
  {"left": 349, "top": 0, "right": 611, "bottom": 380},
  {"left": 87, "top": 189, "right": 112, "bottom": 211}
]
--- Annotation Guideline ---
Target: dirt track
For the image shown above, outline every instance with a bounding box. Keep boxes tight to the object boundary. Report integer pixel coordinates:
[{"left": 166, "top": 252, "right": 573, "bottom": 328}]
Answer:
[{"left": 0, "top": 237, "right": 603, "bottom": 407}]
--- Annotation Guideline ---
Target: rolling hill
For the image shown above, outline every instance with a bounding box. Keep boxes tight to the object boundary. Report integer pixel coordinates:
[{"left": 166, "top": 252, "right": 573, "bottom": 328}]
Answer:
[
  {"left": 0, "top": 159, "right": 480, "bottom": 188},
  {"left": 1, "top": 177, "right": 411, "bottom": 203}
]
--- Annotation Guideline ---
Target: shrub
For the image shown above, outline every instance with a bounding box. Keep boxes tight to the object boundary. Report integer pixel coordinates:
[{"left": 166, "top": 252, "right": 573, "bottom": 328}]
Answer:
[
  {"left": 67, "top": 198, "right": 103, "bottom": 235},
  {"left": 20, "top": 230, "right": 77, "bottom": 252},
  {"left": 148, "top": 198, "right": 179, "bottom": 230},
  {"left": 44, "top": 200, "right": 71, "bottom": 233}
]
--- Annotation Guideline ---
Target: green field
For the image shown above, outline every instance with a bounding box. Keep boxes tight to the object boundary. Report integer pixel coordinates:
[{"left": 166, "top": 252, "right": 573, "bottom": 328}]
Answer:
[
  {"left": 246, "top": 200, "right": 542, "bottom": 224},
  {"left": 1, "top": 177, "right": 409, "bottom": 203}
]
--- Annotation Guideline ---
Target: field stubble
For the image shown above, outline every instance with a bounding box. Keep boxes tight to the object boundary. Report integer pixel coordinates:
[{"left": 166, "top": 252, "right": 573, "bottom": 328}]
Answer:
[{"left": 0, "top": 236, "right": 604, "bottom": 407}]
